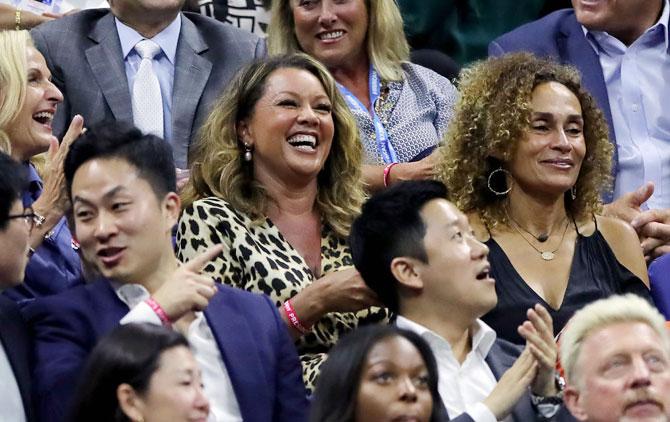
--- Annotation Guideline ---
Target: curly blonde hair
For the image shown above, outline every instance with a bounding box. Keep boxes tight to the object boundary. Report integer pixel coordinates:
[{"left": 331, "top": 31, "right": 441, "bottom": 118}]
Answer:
[
  {"left": 267, "top": 0, "right": 409, "bottom": 81},
  {"left": 436, "top": 53, "right": 612, "bottom": 229},
  {"left": 182, "top": 54, "right": 365, "bottom": 237}
]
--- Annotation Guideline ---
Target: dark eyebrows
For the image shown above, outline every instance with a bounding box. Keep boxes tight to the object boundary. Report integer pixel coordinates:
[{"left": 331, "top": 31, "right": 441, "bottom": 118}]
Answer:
[
  {"left": 72, "top": 185, "right": 128, "bottom": 206},
  {"left": 530, "top": 112, "right": 584, "bottom": 124},
  {"left": 530, "top": 112, "right": 553, "bottom": 120}
]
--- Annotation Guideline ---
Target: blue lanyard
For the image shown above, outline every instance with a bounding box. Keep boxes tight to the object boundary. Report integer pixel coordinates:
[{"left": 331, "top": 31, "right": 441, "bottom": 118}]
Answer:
[{"left": 338, "top": 66, "right": 398, "bottom": 164}]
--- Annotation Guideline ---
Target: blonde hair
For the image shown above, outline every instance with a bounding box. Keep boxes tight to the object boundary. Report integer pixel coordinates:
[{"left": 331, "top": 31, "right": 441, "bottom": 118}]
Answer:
[
  {"left": 437, "top": 53, "right": 613, "bottom": 229},
  {"left": 182, "top": 54, "right": 365, "bottom": 237},
  {"left": 0, "top": 30, "right": 34, "bottom": 155},
  {"left": 560, "top": 294, "right": 670, "bottom": 386},
  {"left": 267, "top": 0, "right": 410, "bottom": 81}
]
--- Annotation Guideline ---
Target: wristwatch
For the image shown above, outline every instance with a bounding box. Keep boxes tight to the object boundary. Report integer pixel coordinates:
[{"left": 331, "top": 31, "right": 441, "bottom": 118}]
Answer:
[{"left": 531, "top": 371, "right": 565, "bottom": 405}]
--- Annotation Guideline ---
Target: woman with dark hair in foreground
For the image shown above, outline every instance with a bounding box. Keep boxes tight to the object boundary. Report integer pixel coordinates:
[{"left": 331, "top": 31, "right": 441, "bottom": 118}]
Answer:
[
  {"left": 70, "top": 323, "right": 209, "bottom": 422},
  {"left": 311, "top": 325, "right": 447, "bottom": 422}
]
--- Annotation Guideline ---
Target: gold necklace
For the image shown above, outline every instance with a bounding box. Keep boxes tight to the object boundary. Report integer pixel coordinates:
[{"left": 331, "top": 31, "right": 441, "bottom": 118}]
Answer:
[{"left": 506, "top": 211, "right": 571, "bottom": 261}]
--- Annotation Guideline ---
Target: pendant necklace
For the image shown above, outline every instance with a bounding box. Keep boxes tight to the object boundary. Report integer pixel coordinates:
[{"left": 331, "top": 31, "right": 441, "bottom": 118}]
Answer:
[
  {"left": 506, "top": 210, "right": 566, "bottom": 243},
  {"left": 506, "top": 210, "right": 571, "bottom": 261}
]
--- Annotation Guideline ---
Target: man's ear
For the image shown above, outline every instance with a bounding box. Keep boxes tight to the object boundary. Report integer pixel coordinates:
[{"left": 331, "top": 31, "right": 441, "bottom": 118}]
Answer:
[
  {"left": 564, "top": 385, "right": 589, "bottom": 421},
  {"left": 117, "top": 383, "right": 145, "bottom": 422},
  {"left": 390, "top": 257, "right": 424, "bottom": 290},
  {"left": 162, "top": 191, "right": 181, "bottom": 227}
]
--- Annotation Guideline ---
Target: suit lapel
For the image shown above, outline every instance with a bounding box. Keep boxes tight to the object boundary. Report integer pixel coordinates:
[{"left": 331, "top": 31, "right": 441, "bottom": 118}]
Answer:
[
  {"left": 85, "top": 13, "right": 133, "bottom": 123},
  {"left": 557, "top": 15, "right": 618, "bottom": 198},
  {"left": 557, "top": 16, "right": 615, "bottom": 140},
  {"left": 486, "top": 341, "right": 536, "bottom": 422},
  {"left": 204, "top": 291, "right": 269, "bottom": 422},
  {"left": 172, "top": 14, "right": 212, "bottom": 168},
  {"left": 89, "top": 280, "right": 132, "bottom": 332},
  {"left": 0, "top": 296, "right": 32, "bottom": 421},
  {"left": 484, "top": 341, "right": 515, "bottom": 379}
]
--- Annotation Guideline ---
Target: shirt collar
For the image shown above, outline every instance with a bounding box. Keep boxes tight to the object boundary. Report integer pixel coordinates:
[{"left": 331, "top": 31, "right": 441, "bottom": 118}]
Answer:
[
  {"left": 21, "top": 162, "right": 43, "bottom": 206},
  {"left": 115, "top": 13, "right": 181, "bottom": 64},
  {"left": 396, "top": 316, "right": 497, "bottom": 357},
  {"left": 22, "top": 162, "right": 41, "bottom": 185},
  {"left": 112, "top": 281, "right": 150, "bottom": 309},
  {"left": 583, "top": 0, "right": 670, "bottom": 54}
]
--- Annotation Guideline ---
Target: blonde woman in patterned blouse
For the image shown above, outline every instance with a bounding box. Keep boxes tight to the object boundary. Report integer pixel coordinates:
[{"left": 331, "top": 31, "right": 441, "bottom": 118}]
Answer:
[
  {"left": 178, "top": 54, "right": 388, "bottom": 391},
  {"left": 268, "top": 0, "right": 458, "bottom": 190}
]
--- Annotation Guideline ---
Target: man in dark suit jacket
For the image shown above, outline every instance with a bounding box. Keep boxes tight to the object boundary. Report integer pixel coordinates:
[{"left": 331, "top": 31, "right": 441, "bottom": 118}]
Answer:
[
  {"left": 31, "top": 0, "right": 265, "bottom": 169},
  {"left": 350, "top": 180, "right": 567, "bottom": 422},
  {"left": 23, "top": 123, "right": 308, "bottom": 422},
  {"left": 489, "top": 2, "right": 670, "bottom": 261},
  {"left": 0, "top": 152, "right": 35, "bottom": 422}
]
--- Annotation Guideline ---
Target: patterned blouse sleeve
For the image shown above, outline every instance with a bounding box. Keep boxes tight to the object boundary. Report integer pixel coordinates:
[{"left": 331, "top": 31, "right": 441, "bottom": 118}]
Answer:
[{"left": 427, "top": 68, "right": 458, "bottom": 141}]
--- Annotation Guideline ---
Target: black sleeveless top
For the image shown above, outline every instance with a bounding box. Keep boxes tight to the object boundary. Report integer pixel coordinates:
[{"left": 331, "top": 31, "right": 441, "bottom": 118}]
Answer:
[{"left": 482, "top": 224, "right": 652, "bottom": 344}]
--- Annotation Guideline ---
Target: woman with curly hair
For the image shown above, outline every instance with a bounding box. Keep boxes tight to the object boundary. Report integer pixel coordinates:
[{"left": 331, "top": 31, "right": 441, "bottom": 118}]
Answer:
[
  {"left": 267, "top": 0, "right": 457, "bottom": 190},
  {"left": 437, "top": 53, "right": 651, "bottom": 344},
  {"left": 178, "top": 53, "right": 387, "bottom": 391}
]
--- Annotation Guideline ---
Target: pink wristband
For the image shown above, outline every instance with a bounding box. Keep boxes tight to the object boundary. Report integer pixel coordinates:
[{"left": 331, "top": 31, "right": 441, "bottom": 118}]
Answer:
[
  {"left": 283, "top": 299, "right": 310, "bottom": 335},
  {"left": 145, "top": 298, "right": 172, "bottom": 328},
  {"left": 383, "top": 163, "right": 398, "bottom": 187}
]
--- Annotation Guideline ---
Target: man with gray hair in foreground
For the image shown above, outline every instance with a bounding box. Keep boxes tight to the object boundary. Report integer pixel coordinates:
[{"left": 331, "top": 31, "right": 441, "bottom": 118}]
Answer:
[{"left": 560, "top": 294, "right": 670, "bottom": 421}]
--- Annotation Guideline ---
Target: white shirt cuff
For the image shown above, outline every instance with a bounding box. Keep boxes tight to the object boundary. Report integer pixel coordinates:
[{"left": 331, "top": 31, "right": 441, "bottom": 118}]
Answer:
[
  {"left": 465, "top": 402, "right": 497, "bottom": 422},
  {"left": 120, "top": 301, "right": 163, "bottom": 326}
]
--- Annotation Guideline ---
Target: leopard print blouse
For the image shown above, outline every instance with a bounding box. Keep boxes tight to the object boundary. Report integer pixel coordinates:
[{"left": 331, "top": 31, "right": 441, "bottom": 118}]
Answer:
[{"left": 177, "top": 197, "right": 389, "bottom": 391}]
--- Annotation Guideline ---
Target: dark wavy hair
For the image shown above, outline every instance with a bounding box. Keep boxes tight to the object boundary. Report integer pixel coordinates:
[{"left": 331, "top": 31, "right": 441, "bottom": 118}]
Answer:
[
  {"left": 69, "top": 323, "right": 189, "bottom": 422},
  {"left": 310, "top": 325, "right": 447, "bottom": 422}
]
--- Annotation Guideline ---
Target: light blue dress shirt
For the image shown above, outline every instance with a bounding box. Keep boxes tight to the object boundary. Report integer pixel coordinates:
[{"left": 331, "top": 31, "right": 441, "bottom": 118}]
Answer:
[
  {"left": 584, "top": 0, "right": 670, "bottom": 209},
  {"left": 115, "top": 15, "right": 181, "bottom": 146}
]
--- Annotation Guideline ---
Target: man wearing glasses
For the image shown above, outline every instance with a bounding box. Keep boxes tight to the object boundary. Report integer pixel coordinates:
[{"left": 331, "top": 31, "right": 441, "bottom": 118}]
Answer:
[{"left": 0, "top": 151, "right": 36, "bottom": 422}]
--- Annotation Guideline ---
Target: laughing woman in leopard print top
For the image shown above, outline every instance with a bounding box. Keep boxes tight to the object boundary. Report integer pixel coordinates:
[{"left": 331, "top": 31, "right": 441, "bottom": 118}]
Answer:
[{"left": 178, "top": 54, "right": 389, "bottom": 391}]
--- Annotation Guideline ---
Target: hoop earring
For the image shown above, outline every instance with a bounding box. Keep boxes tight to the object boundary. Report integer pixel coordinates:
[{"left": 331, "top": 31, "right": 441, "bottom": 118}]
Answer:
[
  {"left": 570, "top": 185, "right": 577, "bottom": 200},
  {"left": 487, "top": 167, "right": 512, "bottom": 196},
  {"left": 243, "top": 143, "right": 253, "bottom": 162}
]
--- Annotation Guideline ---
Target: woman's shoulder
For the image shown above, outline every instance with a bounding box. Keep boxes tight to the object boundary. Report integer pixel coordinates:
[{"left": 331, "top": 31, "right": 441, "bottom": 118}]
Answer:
[
  {"left": 595, "top": 214, "right": 650, "bottom": 286},
  {"left": 401, "top": 62, "right": 457, "bottom": 91}
]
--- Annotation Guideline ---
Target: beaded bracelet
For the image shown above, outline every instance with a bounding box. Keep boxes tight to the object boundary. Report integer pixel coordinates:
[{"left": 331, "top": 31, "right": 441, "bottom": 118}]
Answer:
[
  {"left": 283, "top": 299, "right": 310, "bottom": 335},
  {"left": 145, "top": 297, "right": 172, "bottom": 328},
  {"left": 383, "top": 162, "right": 398, "bottom": 188}
]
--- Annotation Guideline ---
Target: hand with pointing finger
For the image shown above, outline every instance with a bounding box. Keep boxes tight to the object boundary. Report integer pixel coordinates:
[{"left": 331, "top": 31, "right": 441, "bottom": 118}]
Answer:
[{"left": 152, "top": 244, "right": 223, "bottom": 321}]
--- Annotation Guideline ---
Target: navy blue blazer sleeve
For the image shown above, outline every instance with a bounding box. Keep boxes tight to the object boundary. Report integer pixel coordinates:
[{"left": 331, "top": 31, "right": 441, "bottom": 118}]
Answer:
[{"left": 23, "top": 293, "right": 96, "bottom": 422}]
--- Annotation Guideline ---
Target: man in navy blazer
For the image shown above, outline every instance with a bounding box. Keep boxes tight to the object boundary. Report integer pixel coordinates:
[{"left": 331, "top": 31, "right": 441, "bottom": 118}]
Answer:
[
  {"left": 350, "top": 180, "right": 567, "bottom": 422},
  {"left": 24, "top": 123, "right": 308, "bottom": 422},
  {"left": 31, "top": 0, "right": 265, "bottom": 169},
  {"left": 489, "top": 1, "right": 670, "bottom": 261},
  {"left": 0, "top": 153, "right": 35, "bottom": 422}
]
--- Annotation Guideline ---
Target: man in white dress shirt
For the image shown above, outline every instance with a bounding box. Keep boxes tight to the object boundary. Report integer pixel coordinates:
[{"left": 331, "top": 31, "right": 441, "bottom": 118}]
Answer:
[
  {"left": 0, "top": 152, "right": 35, "bottom": 422},
  {"left": 351, "top": 180, "right": 566, "bottom": 422},
  {"left": 560, "top": 294, "right": 670, "bottom": 421},
  {"left": 24, "top": 123, "right": 308, "bottom": 422}
]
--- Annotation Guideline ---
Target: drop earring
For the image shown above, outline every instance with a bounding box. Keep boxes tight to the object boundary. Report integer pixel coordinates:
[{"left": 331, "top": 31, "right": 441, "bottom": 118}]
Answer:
[{"left": 243, "top": 143, "right": 253, "bottom": 162}]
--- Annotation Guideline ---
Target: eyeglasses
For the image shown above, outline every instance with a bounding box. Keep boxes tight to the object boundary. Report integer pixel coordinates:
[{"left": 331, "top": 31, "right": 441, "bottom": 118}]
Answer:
[{"left": 7, "top": 207, "right": 37, "bottom": 232}]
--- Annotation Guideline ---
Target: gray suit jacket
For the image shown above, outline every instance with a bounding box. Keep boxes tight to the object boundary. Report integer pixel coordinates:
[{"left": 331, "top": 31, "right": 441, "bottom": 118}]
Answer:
[{"left": 32, "top": 9, "right": 265, "bottom": 168}]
